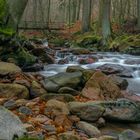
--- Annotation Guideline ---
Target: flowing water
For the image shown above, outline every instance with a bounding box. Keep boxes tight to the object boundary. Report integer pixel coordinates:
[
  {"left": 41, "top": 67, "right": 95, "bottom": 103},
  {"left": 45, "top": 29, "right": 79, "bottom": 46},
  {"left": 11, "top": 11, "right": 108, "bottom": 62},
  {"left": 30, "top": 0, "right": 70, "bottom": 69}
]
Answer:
[{"left": 40, "top": 51, "right": 140, "bottom": 95}]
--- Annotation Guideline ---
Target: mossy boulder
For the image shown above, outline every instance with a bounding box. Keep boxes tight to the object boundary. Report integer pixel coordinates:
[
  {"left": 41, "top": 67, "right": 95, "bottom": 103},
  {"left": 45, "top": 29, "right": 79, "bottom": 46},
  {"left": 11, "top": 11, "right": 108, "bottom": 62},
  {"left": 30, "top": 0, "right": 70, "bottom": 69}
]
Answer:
[
  {"left": 0, "top": 83, "right": 29, "bottom": 99},
  {"left": 0, "top": 46, "right": 36, "bottom": 66},
  {"left": 0, "top": 61, "right": 21, "bottom": 75},
  {"left": 73, "top": 32, "right": 102, "bottom": 50},
  {"left": 110, "top": 34, "right": 140, "bottom": 55},
  {"left": 0, "top": 32, "right": 36, "bottom": 66}
]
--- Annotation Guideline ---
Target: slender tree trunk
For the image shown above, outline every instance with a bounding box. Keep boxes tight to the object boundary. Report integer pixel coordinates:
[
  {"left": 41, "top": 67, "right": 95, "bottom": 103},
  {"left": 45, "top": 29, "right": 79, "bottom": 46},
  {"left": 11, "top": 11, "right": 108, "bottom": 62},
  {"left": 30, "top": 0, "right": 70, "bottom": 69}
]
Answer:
[
  {"left": 102, "top": 0, "right": 111, "bottom": 44},
  {"left": 138, "top": 0, "right": 140, "bottom": 27},
  {"left": 97, "top": 0, "right": 102, "bottom": 33},
  {"left": 76, "top": 0, "right": 81, "bottom": 20},
  {"left": 81, "top": 0, "right": 92, "bottom": 33}
]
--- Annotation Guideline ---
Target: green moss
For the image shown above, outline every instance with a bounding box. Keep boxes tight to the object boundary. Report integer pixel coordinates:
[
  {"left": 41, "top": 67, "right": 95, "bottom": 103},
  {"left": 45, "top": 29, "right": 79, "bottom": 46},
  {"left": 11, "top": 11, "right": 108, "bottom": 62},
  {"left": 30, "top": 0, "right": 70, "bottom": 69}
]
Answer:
[
  {"left": 0, "top": 27, "right": 15, "bottom": 36},
  {"left": 110, "top": 34, "right": 140, "bottom": 52},
  {"left": 49, "top": 37, "right": 66, "bottom": 47},
  {"left": 72, "top": 32, "right": 102, "bottom": 49}
]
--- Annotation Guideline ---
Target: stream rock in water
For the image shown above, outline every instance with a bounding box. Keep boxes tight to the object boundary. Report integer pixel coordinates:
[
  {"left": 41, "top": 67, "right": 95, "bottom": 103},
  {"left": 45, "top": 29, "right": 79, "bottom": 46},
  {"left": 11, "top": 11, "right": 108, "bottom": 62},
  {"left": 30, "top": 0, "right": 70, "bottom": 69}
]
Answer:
[{"left": 40, "top": 52, "right": 140, "bottom": 96}]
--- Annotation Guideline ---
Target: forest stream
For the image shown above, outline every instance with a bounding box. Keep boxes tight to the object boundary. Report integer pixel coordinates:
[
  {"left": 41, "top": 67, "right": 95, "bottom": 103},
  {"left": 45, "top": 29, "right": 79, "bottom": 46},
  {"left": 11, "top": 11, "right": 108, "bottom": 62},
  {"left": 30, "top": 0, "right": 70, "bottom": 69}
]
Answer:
[{"left": 40, "top": 51, "right": 140, "bottom": 96}]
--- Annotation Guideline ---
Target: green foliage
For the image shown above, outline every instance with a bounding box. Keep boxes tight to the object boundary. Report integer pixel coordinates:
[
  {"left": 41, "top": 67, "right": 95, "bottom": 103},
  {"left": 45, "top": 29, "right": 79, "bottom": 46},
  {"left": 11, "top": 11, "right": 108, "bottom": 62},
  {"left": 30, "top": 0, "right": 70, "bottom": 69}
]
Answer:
[
  {"left": 0, "top": 27, "right": 15, "bottom": 36},
  {"left": 0, "top": 0, "right": 6, "bottom": 23}
]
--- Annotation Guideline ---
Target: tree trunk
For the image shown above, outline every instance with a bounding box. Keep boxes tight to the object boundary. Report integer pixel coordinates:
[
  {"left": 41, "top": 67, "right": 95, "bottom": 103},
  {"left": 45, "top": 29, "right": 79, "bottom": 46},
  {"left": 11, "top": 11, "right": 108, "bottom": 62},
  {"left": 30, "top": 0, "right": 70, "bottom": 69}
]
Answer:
[
  {"left": 102, "top": 0, "right": 111, "bottom": 44},
  {"left": 138, "top": 0, "right": 140, "bottom": 27},
  {"left": 81, "top": 0, "right": 92, "bottom": 33},
  {"left": 6, "top": 0, "right": 28, "bottom": 30}
]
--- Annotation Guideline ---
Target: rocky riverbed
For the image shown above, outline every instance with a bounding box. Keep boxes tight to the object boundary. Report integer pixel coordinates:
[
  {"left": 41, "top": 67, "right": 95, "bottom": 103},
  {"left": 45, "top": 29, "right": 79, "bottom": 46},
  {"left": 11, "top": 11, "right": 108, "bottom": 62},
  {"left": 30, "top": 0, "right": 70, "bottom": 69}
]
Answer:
[
  {"left": 0, "top": 33, "right": 140, "bottom": 140},
  {"left": 0, "top": 61, "right": 140, "bottom": 140}
]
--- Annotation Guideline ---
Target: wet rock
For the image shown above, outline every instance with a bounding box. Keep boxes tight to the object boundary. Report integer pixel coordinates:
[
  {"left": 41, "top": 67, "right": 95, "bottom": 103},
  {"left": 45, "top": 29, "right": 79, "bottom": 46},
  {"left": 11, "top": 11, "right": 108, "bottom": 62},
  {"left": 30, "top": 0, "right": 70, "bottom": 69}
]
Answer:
[
  {"left": 119, "top": 129, "right": 140, "bottom": 140},
  {"left": 42, "top": 124, "right": 56, "bottom": 133},
  {"left": 30, "top": 80, "right": 47, "bottom": 98},
  {"left": 0, "top": 83, "right": 29, "bottom": 99},
  {"left": 43, "top": 72, "right": 82, "bottom": 92},
  {"left": 96, "top": 117, "right": 106, "bottom": 128},
  {"left": 122, "top": 91, "right": 140, "bottom": 102},
  {"left": 47, "top": 135, "right": 58, "bottom": 140},
  {"left": 41, "top": 93, "right": 75, "bottom": 102},
  {"left": 82, "top": 71, "right": 121, "bottom": 100},
  {"left": 4, "top": 99, "right": 16, "bottom": 109},
  {"left": 18, "top": 106, "right": 32, "bottom": 115},
  {"left": 68, "top": 101, "right": 105, "bottom": 121},
  {"left": 66, "top": 66, "right": 95, "bottom": 83},
  {"left": 31, "top": 114, "right": 52, "bottom": 124},
  {"left": 14, "top": 79, "right": 31, "bottom": 88},
  {"left": 78, "top": 57, "right": 96, "bottom": 64},
  {"left": 66, "top": 66, "right": 85, "bottom": 73},
  {"left": 0, "top": 106, "right": 27, "bottom": 140},
  {"left": 45, "top": 99, "right": 69, "bottom": 117},
  {"left": 41, "top": 53, "right": 55, "bottom": 64},
  {"left": 58, "top": 87, "right": 80, "bottom": 96},
  {"left": 97, "top": 64, "right": 124, "bottom": 74},
  {"left": 23, "top": 123, "right": 35, "bottom": 131},
  {"left": 31, "top": 47, "right": 47, "bottom": 56},
  {"left": 68, "top": 115, "right": 80, "bottom": 123},
  {"left": 96, "top": 99, "right": 140, "bottom": 122},
  {"left": 125, "top": 59, "right": 140, "bottom": 65},
  {"left": 76, "top": 121, "right": 101, "bottom": 138},
  {"left": 109, "top": 75, "right": 128, "bottom": 90},
  {"left": 58, "top": 132, "right": 81, "bottom": 140},
  {"left": 98, "top": 135, "right": 117, "bottom": 140},
  {"left": 15, "top": 99, "right": 28, "bottom": 107},
  {"left": 0, "top": 61, "right": 21, "bottom": 75},
  {"left": 22, "top": 63, "right": 44, "bottom": 72},
  {"left": 58, "top": 58, "right": 69, "bottom": 64}
]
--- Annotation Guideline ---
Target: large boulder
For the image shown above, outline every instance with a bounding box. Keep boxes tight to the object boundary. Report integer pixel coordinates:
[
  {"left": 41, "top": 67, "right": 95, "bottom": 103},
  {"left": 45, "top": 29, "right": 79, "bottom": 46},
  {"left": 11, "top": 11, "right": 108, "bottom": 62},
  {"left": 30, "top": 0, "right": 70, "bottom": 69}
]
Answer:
[
  {"left": 41, "top": 93, "right": 75, "bottom": 102},
  {"left": 0, "top": 83, "right": 29, "bottom": 99},
  {"left": 43, "top": 72, "right": 82, "bottom": 92},
  {"left": 68, "top": 101, "right": 105, "bottom": 121},
  {"left": 0, "top": 106, "right": 27, "bottom": 140},
  {"left": 0, "top": 61, "right": 21, "bottom": 75},
  {"left": 30, "top": 80, "right": 47, "bottom": 97},
  {"left": 119, "top": 129, "right": 140, "bottom": 140},
  {"left": 95, "top": 99, "right": 140, "bottom": 122},
  {"left": 82, "top": 71, "right": 121, "bottom": 100},
  {"left": 97, "top": 64, "right": 132, "bottom": 78},
  {"left": 76, "top": 121, "right": 101, "bottom": 138},
  {"left": 66, "top": 66, "right": 95, "bottom": 83},
  {"left": 108, "top": 75, "right": 128, "bottom": 90},
  {"left": 45, "top": 99, "right": 69, "bottom": 117}
]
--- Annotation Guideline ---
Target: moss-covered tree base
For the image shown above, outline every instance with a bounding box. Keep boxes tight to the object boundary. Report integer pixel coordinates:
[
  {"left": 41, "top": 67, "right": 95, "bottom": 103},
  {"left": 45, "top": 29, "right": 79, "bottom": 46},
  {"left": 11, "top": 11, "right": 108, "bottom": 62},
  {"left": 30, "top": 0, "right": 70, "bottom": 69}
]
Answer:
[{"left": 110, "top": 34, "right": 140, "bottom": 55}]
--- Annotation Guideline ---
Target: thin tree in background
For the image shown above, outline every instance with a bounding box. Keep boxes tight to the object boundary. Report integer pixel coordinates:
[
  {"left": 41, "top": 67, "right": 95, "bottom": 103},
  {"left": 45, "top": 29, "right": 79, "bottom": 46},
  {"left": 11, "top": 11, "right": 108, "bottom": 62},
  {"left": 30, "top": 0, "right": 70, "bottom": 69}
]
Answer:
[
  {"left": 101, "top": 0, "right": 111, "bottom": 45},
  {"left": 81, "top": 0, "right": 92, "bottom": 33},
  {"left": 138, "top": 0, "right": 140, "bottom": 28}
]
